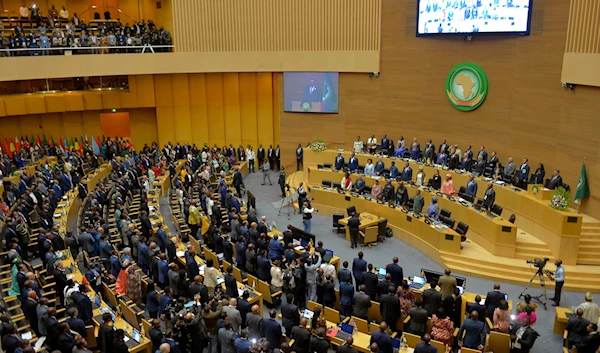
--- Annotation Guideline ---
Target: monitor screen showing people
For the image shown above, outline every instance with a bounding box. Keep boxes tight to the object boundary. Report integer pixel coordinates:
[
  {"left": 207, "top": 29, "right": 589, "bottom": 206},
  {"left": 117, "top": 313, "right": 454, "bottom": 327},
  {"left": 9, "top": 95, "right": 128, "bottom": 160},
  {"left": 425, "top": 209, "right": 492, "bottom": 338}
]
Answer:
[{"left": 284, "top": 72, "right": 339, "bottom": 113}]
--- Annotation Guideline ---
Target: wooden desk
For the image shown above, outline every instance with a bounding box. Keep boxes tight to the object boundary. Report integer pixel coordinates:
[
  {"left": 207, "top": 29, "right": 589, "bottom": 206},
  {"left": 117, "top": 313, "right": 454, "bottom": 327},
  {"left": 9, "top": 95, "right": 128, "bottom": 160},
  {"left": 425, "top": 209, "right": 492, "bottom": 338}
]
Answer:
[
  {"left": 304, "top": 150, "right": 582, "bottom": 264},
  {"left": 338, "top": 212, "right": 383, "bottom": 242},
  {"left": 0, "top": 156, "right": 57, "bottom": 194},
  {"left": 553, "top": 307, "right": 572, "bottom": 334},
  {"left": 309, "top": 168, "right": 517, "bottom": 257},
  {"left": 325, "top": 320, "right": 374, "bottom": 353},
  {"left": 311, "top": 187, "right": 461, "bottom": 255}
]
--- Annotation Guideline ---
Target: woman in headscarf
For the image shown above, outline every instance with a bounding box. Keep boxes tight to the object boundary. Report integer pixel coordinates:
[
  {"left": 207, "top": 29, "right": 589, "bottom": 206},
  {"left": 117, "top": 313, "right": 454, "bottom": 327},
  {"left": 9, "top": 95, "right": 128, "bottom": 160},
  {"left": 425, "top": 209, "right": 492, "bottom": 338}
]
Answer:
[
  {"left": 426, "top": 196, "right": 440, "bottom": 220},
  {"left": 115, "top": 259, "right": 130, "bottom": 295},
  {"left": 440, "top": 174, "right": 456, "bottom": 196},
  {"left": 415, "top": 165, "right": 426, "bottom": 186},
  {"left": 126, "top": 264, "right": 142, "bottom": 305},
  {"left": 371, "top": 179, "right": 383, "bottom": 199}
]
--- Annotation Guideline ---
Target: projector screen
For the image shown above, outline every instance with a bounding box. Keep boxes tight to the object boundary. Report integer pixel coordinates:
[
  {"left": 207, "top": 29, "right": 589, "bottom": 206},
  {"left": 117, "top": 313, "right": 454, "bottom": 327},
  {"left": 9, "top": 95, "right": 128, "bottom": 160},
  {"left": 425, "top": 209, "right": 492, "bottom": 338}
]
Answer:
[
  {"left": 284, "top": 72, "right": 339, "bottom": 113},
  {"left": 417, "top": 0, "right": 532, "bottom": 36}
]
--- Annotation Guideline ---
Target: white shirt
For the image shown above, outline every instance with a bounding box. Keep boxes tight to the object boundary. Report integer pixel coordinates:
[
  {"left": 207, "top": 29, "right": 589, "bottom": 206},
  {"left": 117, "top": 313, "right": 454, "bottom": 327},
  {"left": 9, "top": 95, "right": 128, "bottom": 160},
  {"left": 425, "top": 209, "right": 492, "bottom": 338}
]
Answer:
[
  {"left": 206, "top": 198, "right": 214, "bottom": 215},
  {"left": 271, "top": 267, "right": 284, "bottom": 287},
  {"left": 367, "top": 137, "right": 377, "bottom": 147},
  {"left": 354, "top": 140, "right": 364, "bottom": 153},
  {"left": 60, "top": 9, "right": 69, "bottom": 19},
  {"left": 247, "top": 149, "right": 255, "bottom": 160},
  {"left": 20, "top": 6, "right": 28, "bottom": 17},
  {"left": 341, "top": 177, "right": 353, "bottom": 190},
  {"left": 320, "top": 263, "right": 337, "bottom": 285}
]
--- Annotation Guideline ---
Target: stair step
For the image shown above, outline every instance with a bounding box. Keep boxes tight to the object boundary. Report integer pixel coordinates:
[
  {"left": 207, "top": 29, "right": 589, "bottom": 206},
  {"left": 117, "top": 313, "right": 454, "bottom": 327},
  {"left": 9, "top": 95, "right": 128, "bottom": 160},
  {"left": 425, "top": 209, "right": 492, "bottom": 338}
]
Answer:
[
  {"left": 514, "top": 245, "right": 552, "bottom": 255},
  {"left": 515, "top": 242, "right": 549, "bottom": 250},
  {"left": 577, "top": 258, "right": 600, "bottom": 265},
  {"left": 441, "top": 255, "right": 600, "bottom": 281},
  {"left": 582, "top": 222, "right": 600, "bottom": 227},
  {"left": 578, "top": 239, "right": 600, "bottom": 248},
  {"left": 443, "top": 262, "right": 600, "bottom": 292},
  {"left": 581, "top": 228, "right": 600, "bottom": 234}
]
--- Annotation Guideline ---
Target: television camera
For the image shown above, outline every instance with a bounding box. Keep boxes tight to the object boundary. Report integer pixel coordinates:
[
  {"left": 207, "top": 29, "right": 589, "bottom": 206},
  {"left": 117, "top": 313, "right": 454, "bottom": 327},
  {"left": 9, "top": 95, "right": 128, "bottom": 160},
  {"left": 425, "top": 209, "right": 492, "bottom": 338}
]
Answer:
[{"left": 526, "top": 257, "right": 550, "bottom": 269}]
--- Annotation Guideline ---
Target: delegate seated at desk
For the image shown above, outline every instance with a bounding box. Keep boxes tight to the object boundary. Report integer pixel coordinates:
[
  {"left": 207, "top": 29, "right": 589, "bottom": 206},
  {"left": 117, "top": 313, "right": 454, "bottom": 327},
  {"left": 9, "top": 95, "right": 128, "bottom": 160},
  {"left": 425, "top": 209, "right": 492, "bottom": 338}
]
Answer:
[{"left": 464, "top": 175, "right": 478, "bottom": 197}]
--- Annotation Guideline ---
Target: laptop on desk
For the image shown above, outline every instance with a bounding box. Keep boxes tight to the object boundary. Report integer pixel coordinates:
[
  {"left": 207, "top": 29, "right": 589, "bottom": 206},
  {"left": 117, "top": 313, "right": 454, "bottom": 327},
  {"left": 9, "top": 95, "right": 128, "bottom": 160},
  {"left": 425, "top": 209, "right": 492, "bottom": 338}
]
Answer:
[
  {"left": 377, "top": 267, "right": 387, "bottom": 281},
  {"left": 408, "top": 276, "right": 426, "bottom": 290},
  {"left": 92, "top": 295, "right": 102, "bottom": 310},
  {"left": 392, "top": 338, "right": 401, "bottom": 353}
]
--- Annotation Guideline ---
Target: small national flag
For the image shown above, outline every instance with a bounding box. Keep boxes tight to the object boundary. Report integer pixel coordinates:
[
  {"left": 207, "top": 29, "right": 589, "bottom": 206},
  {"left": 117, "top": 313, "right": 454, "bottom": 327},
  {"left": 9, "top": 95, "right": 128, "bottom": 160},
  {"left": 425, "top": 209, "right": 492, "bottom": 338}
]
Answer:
[
  {"left": 3, "top": 139, "right": 12, "bottom": 158},
  {"left": 42, "top": 134, "right": 48, "bottom": 145},
  {"left": 14, "top": 137, "right": 21, "bottom": 152},
  {"left": 96, "top": 135, "right": 102, "bottom": 147},
  {"left": 9, "top": 138, "right": 15, "bottom": 153},
  {"left": 574, "top": 163, "right": 591, "bottom": 205},
  {"left": 49, "top": 136, "right": 55, "bottom": 148},
  {"left": 36, "top": 135, "right": 42, "bottom": 146}
]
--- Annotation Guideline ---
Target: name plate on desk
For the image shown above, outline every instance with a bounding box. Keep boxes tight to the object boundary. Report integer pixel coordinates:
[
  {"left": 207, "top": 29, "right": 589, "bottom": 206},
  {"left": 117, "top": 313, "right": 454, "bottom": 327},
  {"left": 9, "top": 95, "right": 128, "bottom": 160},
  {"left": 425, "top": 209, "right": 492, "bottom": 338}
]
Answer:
[
  {"left": 567, "top": 217, "right": 579, "bottom": 223},
  {"left": 345, "top": 196, "right": 351, "bottom": 201},
  {"left": 502, "top": 226, "right": 512, "bottom": 232},
  {"left": 445, "top": 234, "right": 454, "bottom": 241},
  {"left": 406, "top": 215, "right": 412, "bottom": 222}
]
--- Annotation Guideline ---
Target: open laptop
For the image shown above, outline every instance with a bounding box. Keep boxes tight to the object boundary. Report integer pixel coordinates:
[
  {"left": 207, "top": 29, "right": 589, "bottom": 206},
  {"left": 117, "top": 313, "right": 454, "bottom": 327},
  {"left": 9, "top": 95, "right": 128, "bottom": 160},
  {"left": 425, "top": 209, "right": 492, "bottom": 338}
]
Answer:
[
  {"left": 92, "top": 295, "right": 102, "bottom": 310},
  {"left": 325, "top": 249, "right": 334, "bottom": 257},
  {"left": 392, "top": 338, "right": 402, "bottom": 353},
  {"left": 409, "top": 276, "right": 426, "bottom": 290},
  {"left": 377, "top": 267, "right": 387, "bottom": 281},
  {"left": 303, "top": 309, "right": 314, "bottom": 321},
  {"left": 335, "top": 323, "right": 354, "bottom": 340}
]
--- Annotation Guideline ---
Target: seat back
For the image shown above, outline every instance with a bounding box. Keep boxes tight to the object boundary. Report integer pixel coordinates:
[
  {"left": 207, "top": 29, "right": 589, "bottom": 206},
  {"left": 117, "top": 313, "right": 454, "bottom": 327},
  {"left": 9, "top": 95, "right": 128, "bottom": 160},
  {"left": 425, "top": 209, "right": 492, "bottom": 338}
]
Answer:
[
  {"left": 333, "top": 214, "right": 345, "bottom": 226},
  {"left": 352, "top": 316, "right": 369, "bottom": 333},
  {"left": 440, "top": 209, "right": 451, "bottom": 218},
  {"left": 431, "top": 339, "right": 445, "bottom": 352},
  {"left": 459, "top": 186, "right": 466, "bottom": 194},
  {"left": 322, "top": 180, "right": 332, "bottom": 187},
  {"left": 377, "top": 219, "right": 388, "bottom": 237},
  {"left": 308, "top": 300, "right": 323, "bottom": 313},
  {"left": 489, "top": 330, "right": 511, "bottom": 353},
  {"left": 509, "top": 214, "right": 516, "bottom": 224},
  {"left": 402, "top": 332, "right": 421, "bottom": 347},
  {"left": 439, "top": 215, "right": 455, "bottom": 229},
  {"left": 324, "top": 306, "right": 341, "bottom": 324},
  {"left": 363, "top": 226, "right": 379, "bottom": 243},
  {"left": 457, "top": 222, "right": 469, "bottom": 235},
  {"left": 492, "top": 204, "right": 503, "bottom": 216}
]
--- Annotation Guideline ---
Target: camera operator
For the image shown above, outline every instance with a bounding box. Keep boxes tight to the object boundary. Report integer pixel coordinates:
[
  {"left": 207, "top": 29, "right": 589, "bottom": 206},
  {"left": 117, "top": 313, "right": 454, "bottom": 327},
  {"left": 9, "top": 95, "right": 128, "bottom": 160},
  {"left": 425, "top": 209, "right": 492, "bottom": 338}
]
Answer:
[
  {"left": 297, "top": 182, "right": 307, "bottom": 205},
  {"left": 550, "top": 259, "right": 564, "bottom": 306},
  {"left": 202, "top": 296, "right": 223, "bottom": 353},
  {"left": 301, "top": 201, "right": 316, "bottom": 233},
  {"left": 185, "top": 296, "right": 208, "bottom": 353}
]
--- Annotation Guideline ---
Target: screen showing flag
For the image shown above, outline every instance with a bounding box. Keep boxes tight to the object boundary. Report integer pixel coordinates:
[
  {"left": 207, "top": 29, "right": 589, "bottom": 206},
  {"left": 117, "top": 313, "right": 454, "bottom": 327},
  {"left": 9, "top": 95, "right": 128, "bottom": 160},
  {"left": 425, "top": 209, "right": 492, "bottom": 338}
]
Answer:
[{"left": 284, "top": 72, "right": 339, "bottom": 113}]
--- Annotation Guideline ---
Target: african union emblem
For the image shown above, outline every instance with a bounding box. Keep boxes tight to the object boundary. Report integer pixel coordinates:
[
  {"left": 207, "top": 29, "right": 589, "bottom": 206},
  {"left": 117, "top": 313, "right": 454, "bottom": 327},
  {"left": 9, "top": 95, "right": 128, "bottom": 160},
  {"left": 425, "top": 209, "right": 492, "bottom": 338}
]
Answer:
[
  {"left": 300, "top": 102, "right": 313, "bottom": 112},
  {"left": 446, "top": 62, "right": 488, "bottom": 112}
]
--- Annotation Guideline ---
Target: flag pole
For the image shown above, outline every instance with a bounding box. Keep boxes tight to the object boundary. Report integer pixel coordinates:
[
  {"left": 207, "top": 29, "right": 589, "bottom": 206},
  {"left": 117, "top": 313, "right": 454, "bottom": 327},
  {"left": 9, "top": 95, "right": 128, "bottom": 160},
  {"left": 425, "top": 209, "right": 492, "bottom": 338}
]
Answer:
[{"left": 577, "top": 157, "right": 586, "bottom": 213}]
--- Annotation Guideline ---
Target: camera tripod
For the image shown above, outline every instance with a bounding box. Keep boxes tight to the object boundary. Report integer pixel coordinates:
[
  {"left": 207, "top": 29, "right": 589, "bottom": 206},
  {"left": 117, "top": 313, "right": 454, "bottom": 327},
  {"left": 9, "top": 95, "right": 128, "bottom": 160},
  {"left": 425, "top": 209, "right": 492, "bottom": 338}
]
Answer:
[
  {"left": 278, "top": 186, "right": 298, "bottom": 219},
  {"left": 518, "top": 268, "right": 549, "bottom": 310}
]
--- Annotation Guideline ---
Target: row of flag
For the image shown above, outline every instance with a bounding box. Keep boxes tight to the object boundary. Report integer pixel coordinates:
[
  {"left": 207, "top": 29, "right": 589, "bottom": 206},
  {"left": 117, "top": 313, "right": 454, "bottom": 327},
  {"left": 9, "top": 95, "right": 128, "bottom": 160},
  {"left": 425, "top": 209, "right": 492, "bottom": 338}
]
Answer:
[{"left": 0, "top": 134, "right": 106, "bottom": 158}]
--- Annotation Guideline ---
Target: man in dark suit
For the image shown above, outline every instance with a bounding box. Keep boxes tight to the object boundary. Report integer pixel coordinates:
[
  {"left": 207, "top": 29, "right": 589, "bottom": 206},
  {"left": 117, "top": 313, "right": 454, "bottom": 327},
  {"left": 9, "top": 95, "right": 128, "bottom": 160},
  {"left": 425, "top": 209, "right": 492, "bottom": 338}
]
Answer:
[
  {"left": 66, "top": 307, "right": 87, "bottom": 338},
  {"left": 473, "top": 156, "right": 486, "bottom": 177},
  {"left": 460, "top": 153, "right": 472, "bottom": 171},
  {"left": 483, "top": 183, "right": 496, "bottom": 211},
  {"left": 353, "top": 284, "right": 372, "bottom": 320},
  {"left": 546, "top": 169, "right": 563, "bottom": 190},
  {"left": 148, "top": 319, "right": 163, "bottom": 353},
  {"left": 363, "top": 264, "right": 379, "bottom": 301},
  {"left": 257, "top": 145, "right": 265, "bottom": 167},
  {"left": 224, "top": 266, "right": 238, "bottom": 299},
  {"left": 466, "top": 295, "right": 486, "bottom": 323},
  {"left": 517, "top": 158, "right": 531, "bottom": 189},
  {"left": 371, "top": 322, "right": 393, "bottom": 353},
  {"left": 348, "top": 214, "right": 361, "bottom": 249},
  {"left": 23, "top": 291, "right": 39, "bottom": 335},
  {"left": 281, "top": 293, "right": 300, "bottom": 334},
  {"left": 408, "top": 300, "right": 429, "bottom": 337},
  {"left": 414, "top": 333, "right": 439, "bottom": 353},
  {"left": 77, "top": 181, "right": 88, "bottom": 200},
  {"left": 484, "top": 283, "right": 505, "bottom": 318},
  {"left": 386, "top": 257, "right": 403, "bottom": 288},
  {"left": 57, "top": 322, "right": 77, "bottom": 353},
  {"left": 335, "top": 153, "right": 345, "bottom": 171},
  {"left": 422, "top": 280, "right": 442, "bottom": 317},
  {"left": 257, "top": 250, "right": 271, "bottom": 282},
  {"left": 566, "top": 308, "right": 591, "bottom": 348},
  {"left": 458, "top": 311, "right": 486, "bottom": 350},
  {"left": 380, "top": 286, "right": 402, "bottom": 333},
  {"left": 576, "top": 323, "right": 600, "bottom": 353},
  {"left": 352, "top": 252, "right": 367, "bottom": 290},
  {"left": 290, "top": 318, "right": 311, "bottom": 353},
  {"left": 1, "top": 324, "right": 20, "bottom": 353},
  {"left": 264, "top": 309, "right": 283, "bottom": 349},
  {"left": 338, "top": 261, "right": 353, "bottom": 285},
  {"left": 237, "top": 291, "right": 252, "bottom": 328},
  {"left": 510, "top": 318, "right": 539, "bottom": 353},
  {"left": 302, "top": 78, "right": 322, "bottom": 102},
  {"left": 246, "top": 304, "right": 264, "bottom": 338},
  {"left": 378, "top": 273, "right": 395, "bottom": 299},
  {"left": 76, "top": 286, "right": 94, "bottom": 324},
  {"left": 340, "top": 277, "right": 355, "bottom": 317},
  {"left": 338, "top": 337, "right": 359, "bottom": 353},
  {"left": 310, "top": 328, "right": 330, "bottom": 353}
]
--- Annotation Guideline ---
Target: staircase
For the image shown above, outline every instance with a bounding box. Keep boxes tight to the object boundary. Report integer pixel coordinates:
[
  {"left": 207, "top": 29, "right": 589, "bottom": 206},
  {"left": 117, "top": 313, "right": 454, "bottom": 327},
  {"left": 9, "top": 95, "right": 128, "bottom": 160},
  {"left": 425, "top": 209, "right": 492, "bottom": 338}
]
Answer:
[
  {"left": 577, "top": 222, "right": 600, "bottom": 265},
  {"left": 440, "top": 252, "right": 600, "bottom": 292},
  {"left": 514, "top": 241, "right": 554, "bottom": 262}
]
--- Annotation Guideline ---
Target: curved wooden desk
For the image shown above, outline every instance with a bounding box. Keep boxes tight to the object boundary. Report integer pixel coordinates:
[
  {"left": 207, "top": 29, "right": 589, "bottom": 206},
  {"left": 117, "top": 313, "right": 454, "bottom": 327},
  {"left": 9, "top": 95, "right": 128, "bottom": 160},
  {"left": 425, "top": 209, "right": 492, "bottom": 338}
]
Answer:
[
  {"left": 304, "top": 149, "right": 582, "bottom": 264},
  {"left": 310, "top": 186, "right": 462, "bottom": 257},
  {"left": 308, "top": 167, "right": 517, "bottom": 257}
]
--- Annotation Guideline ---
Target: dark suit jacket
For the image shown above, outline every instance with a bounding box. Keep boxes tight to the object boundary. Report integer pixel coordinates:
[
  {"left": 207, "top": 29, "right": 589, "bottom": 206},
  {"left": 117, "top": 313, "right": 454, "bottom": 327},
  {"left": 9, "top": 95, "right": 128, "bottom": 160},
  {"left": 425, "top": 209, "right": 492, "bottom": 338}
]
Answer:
[
  {"left": 484, "top": 290, "right": 505, "bottom": 317},
  {"left": 149, "top": 327, "right": 164, "bottom": 352},
  {"left": 246, "top": 312, "right": 264, "bottom": 338},
  {"left": 422, "top": 288, "right": 442, "bottom": 317},
  {"left": 371, "top": 330, "right": 393, "bottom": 353},
  {"left": 78, "top": 183, "right": 88, "bottom": 199},
  {"left": 380, "top": 294, "right": 401, "bottom": 328},
  {"left": 386, "top": 263, "right": 404, "bottom": 288},
  {"left": 146, "top": 291, "right": 160, "bottom": 313},
  {"left": 352, "top": 258, "right": 367, "bottom": 281},
  {"left": 263, "top": 318, "right": 282, "bottom": 349},
  {"left": 362, "top": 272, "right": 378, "bottom": 298},
  {"left": 514, "top": 326, "right": 539, "bottom": 353},
  {"left": 414, "top": 343, "right": 439, "bottom": 353},
  {"left": 458, "top": 318, "right": 486, "bottom": 349},
  {"left": 378, "top": 280, "right": 395, "bottom": 298},
  {"left": 67, "top": 317, "right": 87, "bottom": 338},
  {"left": 577, "top": 332, "right": 600, "bottom": 353},
  {"left": 323, "top": 281, "right": 336, "bottom": 307},
  {"left": 340, "top": 282, "right": 355, "bottom": 306},
  {"left": 310, "top": 336, "right": 330, "bottom": 353},
  {"left": 353, "top": 292, "right": 372, "bottom": 319},
  {"left": 24, "top": 298, "right": 39, "bottom": 334},
  {"left": 237, "top": 299, "right": 251, "bottom": 328},
  {"left": 338, "top": 268, "right": 353, "bottom": 284},
  {"left": 566, "top": 316, "right": 591, "bottom": 346},
  {"left": 466, "top": 302, "right": 486, "bottom": 323},
  {"left": 291, "top": 326, "right": 311, "bottom": 353},
  {"left": 224, "top": 273, "right": 238, "bottom": 298},
  {"left": 547, "top": 175, "right": 563, "bottom": 190},
  {"left": 408, "top": 307, "right": 429, "bottom": 334},
  {"left": 281, "top": 302, "right": 300, "bottom": 334},
  {"left": 338, "top": 345, "right": 359, "bottom": 353},
  {"left": 257, "top": 256, "right": 271, "bottom": 282},
  {"left": 76, "top": 293, "right": 93, "bottom": 323}
]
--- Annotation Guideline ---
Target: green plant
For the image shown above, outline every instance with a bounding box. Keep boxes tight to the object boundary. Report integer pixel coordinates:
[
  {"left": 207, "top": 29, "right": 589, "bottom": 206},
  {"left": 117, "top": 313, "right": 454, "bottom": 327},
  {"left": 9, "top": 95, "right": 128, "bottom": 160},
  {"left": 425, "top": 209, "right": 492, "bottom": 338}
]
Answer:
[
  {"left": 309, "top": 138, "right": 327, "bottom": 152},
  {"left": 549, "top": 186, "right": 571, "bottom": 210}
]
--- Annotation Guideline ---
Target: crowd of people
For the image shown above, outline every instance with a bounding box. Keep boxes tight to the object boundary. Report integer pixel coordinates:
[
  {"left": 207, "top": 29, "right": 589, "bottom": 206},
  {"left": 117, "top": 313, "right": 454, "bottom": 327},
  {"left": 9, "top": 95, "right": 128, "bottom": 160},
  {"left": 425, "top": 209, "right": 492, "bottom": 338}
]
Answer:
[
  {"left": 0, "top": 135, "right": 598, "bottom": 353},
  {"left": 0, "top": 4, "right": 172, "bottom": 56}
]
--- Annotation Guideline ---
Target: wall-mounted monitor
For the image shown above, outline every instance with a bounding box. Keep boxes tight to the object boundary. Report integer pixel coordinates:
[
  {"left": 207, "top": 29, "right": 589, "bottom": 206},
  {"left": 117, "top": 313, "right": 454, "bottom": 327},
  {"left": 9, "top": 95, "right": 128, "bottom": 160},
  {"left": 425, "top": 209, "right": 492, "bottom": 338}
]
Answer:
[
  {"left": 284, "top": 72, "right": 339, "bottom": 113},
  {"left": 417, "top": 0, "right": 533, "bottom": 37}
]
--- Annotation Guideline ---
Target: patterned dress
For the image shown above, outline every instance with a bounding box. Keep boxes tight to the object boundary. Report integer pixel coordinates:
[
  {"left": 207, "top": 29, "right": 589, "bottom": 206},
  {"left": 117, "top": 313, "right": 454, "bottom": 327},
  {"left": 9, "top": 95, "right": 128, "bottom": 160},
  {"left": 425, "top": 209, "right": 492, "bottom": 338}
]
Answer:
[
  {"left": 396, "top": 286, "right": 416, "bottom": 316},
  {"left": 431, "top": 314, "right": 454, "bottom": 346},
  {"left": 126, "top": 267, "right": 142, "bottom": 304}
]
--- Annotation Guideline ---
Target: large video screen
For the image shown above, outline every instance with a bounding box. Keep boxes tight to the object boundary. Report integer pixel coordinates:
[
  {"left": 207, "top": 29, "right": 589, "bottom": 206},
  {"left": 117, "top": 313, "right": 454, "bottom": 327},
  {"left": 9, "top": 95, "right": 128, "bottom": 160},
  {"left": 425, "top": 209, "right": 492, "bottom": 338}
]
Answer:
[
  {"left": 417, "top": 0, "right": 532, "bottom": 36},
  {"left": 284, "top": 72, "right": 339, "bottom": 113}
]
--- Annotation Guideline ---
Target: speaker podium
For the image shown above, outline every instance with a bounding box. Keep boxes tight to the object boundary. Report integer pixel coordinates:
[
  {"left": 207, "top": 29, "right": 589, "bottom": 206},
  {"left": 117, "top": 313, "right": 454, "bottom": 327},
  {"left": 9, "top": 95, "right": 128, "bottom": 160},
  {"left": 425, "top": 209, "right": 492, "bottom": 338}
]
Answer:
[{"left": 291, "top": 101, "right": 323, "bottom": 112}]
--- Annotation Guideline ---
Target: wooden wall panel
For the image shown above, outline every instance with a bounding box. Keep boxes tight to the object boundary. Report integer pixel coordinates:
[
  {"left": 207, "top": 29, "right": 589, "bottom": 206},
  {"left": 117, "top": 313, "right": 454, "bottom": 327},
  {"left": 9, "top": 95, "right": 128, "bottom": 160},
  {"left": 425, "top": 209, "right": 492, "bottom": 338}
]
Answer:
[
  {"left": 129, "top": 108, "right": 159, "bottom": 149},
  {"left": 566, "top": 0, "right": 600, "bottom": 53},
  {"left": 223, "top": 73, "right": 242, "bottom": 147},
  {"left": 136, "top": 75, "right": 156, "bottom": 107},
  {"left": 24, "top": 96, "right": 47, "bottom": 115},
  {"left": 256, "top": 73, "right": 274, "bottom": 147},
  {"left": 280, "top": 0, "right": 600, "bottom": 219},
  {"left": 82, "top": 111, "right": 103, "bottom": 138},
  {"left": 62, "top": 112, "right": 84, "bottom": 138},
  {"left": 173, "top": 0, "right": 382, "bottom": 53},
  {"left": 18, "top": 115, "right": 43, "bottom": 138},
  {"left": 155, "top": 106, "right": 175, "bottom": 145},
  {"left": 205, "top": 73, "right": 226, "bottom": 147},
  {"left": 239, "top": 73, "right": 258, "bottom": 149},
  {"left": 40, "top": 114, "right": 63, "bottom": 141},
  {"left": 189, "top": 74, "right": 210, "bottom": 146},
  {"left": 173, "top": 106, "right": 193, "bottom": 143}
]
